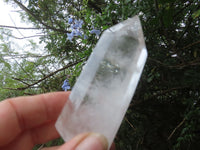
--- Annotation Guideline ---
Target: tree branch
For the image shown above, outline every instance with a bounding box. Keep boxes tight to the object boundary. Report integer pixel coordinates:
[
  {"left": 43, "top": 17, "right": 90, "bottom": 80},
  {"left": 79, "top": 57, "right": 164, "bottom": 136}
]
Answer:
[
  {"left": 14, "top": 59, "right": 33, "bottom": 79},
  {"left": 168, "top": 117, "right": 186, "bottom": 140},
  {"left": 2, "top": 54, "right": 51, "bottom": 59},
  {"left": 182, "top": 40, "right": 200, "bottom": 50},
  {"left": 154, "top": 0, "right": 159, "bottom": 13},
  {"left": 172, "top": 15, "right": 193, "bottom": 51},
  {"left": 12, "top": 77, "right": 30, "bottom": 86},
  {"left": 13, "top": 0, "right": 68, "bottom": 33},
  {"left": 170, "top": 58, "right": 200, "bottom": 69},
  {"left": 0, "top": 25, "right": 43, "bottom": 30},
  {"left": 148, "top": 58, "right": 200, "bottom": 69},
  {"left": 8, "top": 34, "right": 45, "bottom": 40},
  {"left": 140, "top": 86, "right": 189, "bottom": 100},
  {"left": 125, "top": 117, "right": 136, "bottom": 130},
  {"left": 4, "top": 60, "right": 83, "bottom": 90}
]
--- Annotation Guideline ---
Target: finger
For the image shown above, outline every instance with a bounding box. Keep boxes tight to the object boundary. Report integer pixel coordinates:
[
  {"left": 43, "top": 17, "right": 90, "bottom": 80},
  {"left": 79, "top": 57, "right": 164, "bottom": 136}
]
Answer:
[
  {"left": 42, "top": 136, "right": 114, "bottom": 150},
  {"left": 30, "top": 120, "right": 60, "bottom": 144},
  {"left": 0, "top": 92, "right": 70, "bottom": 146},
  {"left": 27, "top": 133, "right": 89, "bottom": 150},
  {"left": 41, "top": 146, "right": 60, "bottom": 150},
  {"left": 110, "top": 142, "right": 116, "bottom": 150},
  {"left": 58, "top": 133, "right": 108, "bottom": 150},
  {"left": 40, "top": 134, "right": 92, "bottom": 150},
  {"left": 58, "top": 133, "right": 89, "bottom": 150},
  {"left": 39, "top": 133, "right": 89, "bottom": 150},
  {"left": 0, "top": 120, "right": 60, "bottom": 150}
]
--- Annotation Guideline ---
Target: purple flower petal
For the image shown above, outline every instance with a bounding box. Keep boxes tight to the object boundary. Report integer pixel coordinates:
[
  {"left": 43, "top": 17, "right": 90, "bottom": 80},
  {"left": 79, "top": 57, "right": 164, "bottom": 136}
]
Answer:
[
  {"left": 84, "top": 35, "right": 88, "bottom": 39},
  {"left": 90, "top": 29, "right": 101, "bottom": 36},
  {"left": 62, "top": 79, "right": 71, "bottom": 91},
  {"left": 75, "top": 30, "right": 82, "bottom": 36},
  {"left": 75, "top": 19, "right": 83, "bottom": 28},
  {"left": 67, "top": 33, "right": 74, "bottom": 41},
  {"left": 68, "top": 18, "right": 73, "bottom": 24}
]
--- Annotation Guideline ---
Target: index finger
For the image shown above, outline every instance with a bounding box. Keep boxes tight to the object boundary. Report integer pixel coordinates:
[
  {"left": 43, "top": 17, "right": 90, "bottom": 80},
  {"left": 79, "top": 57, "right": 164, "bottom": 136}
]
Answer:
[{"left": 0, "top": 92, "right": 70, "bottom": 146}]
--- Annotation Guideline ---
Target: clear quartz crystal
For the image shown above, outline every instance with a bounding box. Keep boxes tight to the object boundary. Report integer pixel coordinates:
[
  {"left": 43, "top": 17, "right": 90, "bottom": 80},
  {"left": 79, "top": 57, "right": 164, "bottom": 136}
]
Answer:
[{"left": 55, "top": 16, "right": 147, "bottom": 149}]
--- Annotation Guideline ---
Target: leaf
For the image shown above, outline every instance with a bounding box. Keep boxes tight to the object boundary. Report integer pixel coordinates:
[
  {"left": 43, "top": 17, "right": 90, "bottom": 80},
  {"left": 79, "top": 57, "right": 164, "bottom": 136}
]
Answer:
[
  {"left": 0, "top": 58, "right": 11, "bottom": 69},
  {"left": 0, "top": 43, "right": 9, "bottom": 53},
  {"left": 4, "top": 61, "right": 11, "bottom": 69},
  {"left": 163, "top": 8, "right": 174, "bottom": 27},
  {"left": 158, "top": 0, "right": 175, "bottom": 4},
  {"left": 147, "top": 75, "right": 154, "bottom": 83},
  {"left": 193, "top": 50, "right": 197, "bottom": 58},
  {"left": 192, "top": 9, "right": 200, "bottom": 19},
  {"left": 125, "top": 0, "right": 131, "bottom": 3}
]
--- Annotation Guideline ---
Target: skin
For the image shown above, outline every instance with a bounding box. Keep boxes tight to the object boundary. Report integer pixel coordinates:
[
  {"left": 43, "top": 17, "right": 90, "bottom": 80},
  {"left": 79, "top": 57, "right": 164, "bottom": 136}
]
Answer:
[{"left": 0, "top": 92, "right": 115, "bottom": 150}]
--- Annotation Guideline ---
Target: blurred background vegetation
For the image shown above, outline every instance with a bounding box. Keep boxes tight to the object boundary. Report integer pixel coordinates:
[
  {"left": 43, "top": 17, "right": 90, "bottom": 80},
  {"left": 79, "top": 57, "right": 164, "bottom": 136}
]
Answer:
[{"left": 0, "top": 0, "right": 200, "bottom": 149}]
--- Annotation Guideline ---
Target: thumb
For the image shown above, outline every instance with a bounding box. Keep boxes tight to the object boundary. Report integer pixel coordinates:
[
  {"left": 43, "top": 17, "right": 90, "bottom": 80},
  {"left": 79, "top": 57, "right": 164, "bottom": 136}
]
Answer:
[{"left": 58, "top": 133, "right": 108, "bottom": 150}]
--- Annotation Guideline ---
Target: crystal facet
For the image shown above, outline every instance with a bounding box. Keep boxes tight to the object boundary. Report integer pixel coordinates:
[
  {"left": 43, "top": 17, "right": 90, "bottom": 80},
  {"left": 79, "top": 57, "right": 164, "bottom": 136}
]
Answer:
[{"left": 55, "top": 16, "right": 147, "bottom": 149}]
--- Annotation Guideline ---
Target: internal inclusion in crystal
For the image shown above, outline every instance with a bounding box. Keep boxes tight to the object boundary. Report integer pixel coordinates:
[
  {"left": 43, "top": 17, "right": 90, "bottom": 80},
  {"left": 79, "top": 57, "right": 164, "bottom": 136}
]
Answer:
[{"left": 80, "top": 36, "right": 139, "bottom": 106}]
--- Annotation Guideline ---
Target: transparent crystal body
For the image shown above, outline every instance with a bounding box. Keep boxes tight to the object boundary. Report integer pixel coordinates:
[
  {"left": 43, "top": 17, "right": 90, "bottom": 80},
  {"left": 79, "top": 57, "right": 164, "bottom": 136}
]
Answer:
[{"left": 55, "top": 16, "right": 147, "bottom": 149}]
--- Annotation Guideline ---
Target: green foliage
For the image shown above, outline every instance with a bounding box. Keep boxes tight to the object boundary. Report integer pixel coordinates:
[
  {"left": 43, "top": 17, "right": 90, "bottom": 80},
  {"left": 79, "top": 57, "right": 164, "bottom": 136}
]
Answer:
[
  {"left": 192, "top": 9, "right": 200, "bottom": 18},
  {"left": 33, "top": 138, "right": 64, "bottom": 150},
  {"left": 1, "top": 0, "right": 200, "bottom": 149}
]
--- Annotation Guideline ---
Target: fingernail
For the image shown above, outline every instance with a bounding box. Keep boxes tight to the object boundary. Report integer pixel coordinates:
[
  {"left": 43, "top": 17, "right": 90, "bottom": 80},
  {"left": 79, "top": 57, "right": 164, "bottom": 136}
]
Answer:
[{"left": 75, "top": 133, "right": 108, "bottom": 150}]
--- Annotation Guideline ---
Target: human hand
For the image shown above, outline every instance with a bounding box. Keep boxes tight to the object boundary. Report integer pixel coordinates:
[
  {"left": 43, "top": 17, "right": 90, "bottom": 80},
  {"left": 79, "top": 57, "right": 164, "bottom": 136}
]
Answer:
[{"left": 0, "top": 92, "right": 115, "bottom": 150}]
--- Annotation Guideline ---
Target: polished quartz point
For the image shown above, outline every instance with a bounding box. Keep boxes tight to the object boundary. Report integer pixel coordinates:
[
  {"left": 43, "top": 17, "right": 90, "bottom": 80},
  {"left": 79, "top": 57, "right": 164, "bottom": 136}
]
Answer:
[{"left": 55, "top": 16, "right": 147, "bottom": 149}]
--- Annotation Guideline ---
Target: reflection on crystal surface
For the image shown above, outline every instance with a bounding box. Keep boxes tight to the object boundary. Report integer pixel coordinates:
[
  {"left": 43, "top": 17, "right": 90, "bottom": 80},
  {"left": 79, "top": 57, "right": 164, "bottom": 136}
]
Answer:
[{"left": 55, "top": 16, "right": 147, "bottom": 149}]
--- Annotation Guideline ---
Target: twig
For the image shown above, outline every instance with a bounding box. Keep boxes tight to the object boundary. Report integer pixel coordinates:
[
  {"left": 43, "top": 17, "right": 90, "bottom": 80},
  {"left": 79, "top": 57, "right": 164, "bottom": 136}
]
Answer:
[
  {"left": 12, "top": 77, "right": 30, "bottom": 86},
  {"left": 182, "top": 40, "right": 200, "bottom": 50},
  {"left": 4, "top": 60, "right": 83, "bottom": 90},
  {"left": 37, "top": 144, "right": 44, "bottom": 150},
  {"left": 8, "top": 34, "right": 45, "bottom": 39},
  {"left": 148, "top": 58, "right": 168, "bottom": 67},
  {"left": 148, "top": 57, "right": 200, "bottom": 69},
  {"left": 148, "top": 86, "right": 189, "bottom": 99},
  {"left": 14, "top": 59, "right": 33, "bottom": 79},
  {"left": 2, "top": 54, "right": 51, "bottom": 59},
  {"left": 125, "top": 117, "right": 136, "bottom": 130},
  {"left": 172, "top": 15, "right": 192, "bottom": 50},
  {"left": 0, "top": 25, "right": 43, "bottom": 30},
  {"left": 170, "top": 58, "right": 200, "bottom": 69},
  {"left": 13, "top": 0, "right": 68, "bottom": 33},
  {"left": 168, "top": 117, "right": 186, "bottom": 140}
]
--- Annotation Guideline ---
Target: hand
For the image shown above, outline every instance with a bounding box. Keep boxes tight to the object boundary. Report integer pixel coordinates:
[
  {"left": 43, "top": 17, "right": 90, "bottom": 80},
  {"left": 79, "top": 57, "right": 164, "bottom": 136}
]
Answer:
[{"left": 0, "top": 92, "right": 114, "bottom": 150}]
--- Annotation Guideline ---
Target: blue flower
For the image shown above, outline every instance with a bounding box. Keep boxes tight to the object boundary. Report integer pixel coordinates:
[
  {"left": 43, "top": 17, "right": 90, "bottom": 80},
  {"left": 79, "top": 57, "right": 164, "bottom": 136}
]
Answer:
[
  {"left": 71, "top": 20, "right": 83, "bottom": 30},
  {"left": 90, "top": 29, "right": 101, "bottom": 36},
  {"left": 84, "top": 35, "right": 88, "bottom": 39},
  {"left": 62, "top": 79, "right": 71, "bottom": 91},
  {"left": 75, "top": 19, "right": 83, "bottom": 28},
  {"left": 66, "top": 18, "right": 100, "bottom": 41},
  {"left": 67, "top": 32, "right": 74, "bottom": 41},
  {"left": 72, "top": 23, "right": 79, "bottom": 29},
  {"left": 70, "top": 19, "right": 84, "bottom": 29},
  {"left": 71, "top": 30, "right": 76, "bottom": 36},
  {"left": 68, "top": 18, "right": 73, "bottom": 24},
  {"left": 75, "top": 30, "right": 82, "bottom": 36}
]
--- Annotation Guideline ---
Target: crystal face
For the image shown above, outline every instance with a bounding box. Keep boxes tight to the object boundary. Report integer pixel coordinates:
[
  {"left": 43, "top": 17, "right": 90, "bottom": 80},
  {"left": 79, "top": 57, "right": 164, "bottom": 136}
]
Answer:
[{"left": 55, "top": 16, "right": 147, "bottom": 149}]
